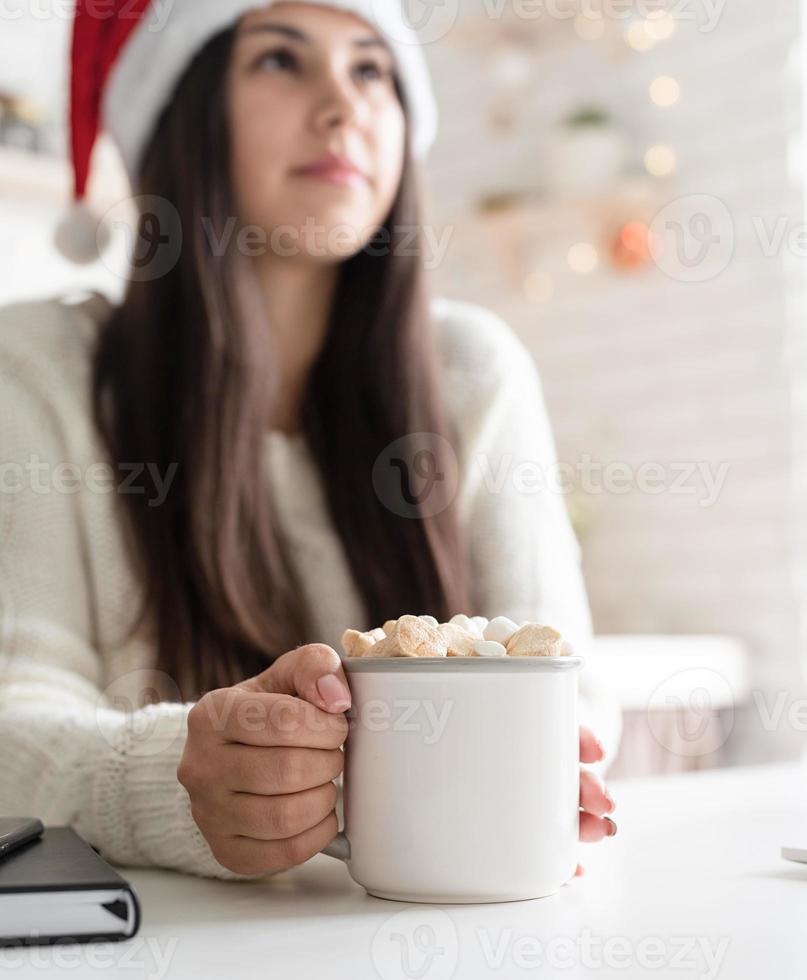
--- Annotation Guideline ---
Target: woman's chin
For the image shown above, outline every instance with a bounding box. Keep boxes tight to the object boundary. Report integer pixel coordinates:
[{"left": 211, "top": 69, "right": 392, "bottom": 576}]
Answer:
[{"left": 294, "top": 213, "right": 374, "bottom": 250}]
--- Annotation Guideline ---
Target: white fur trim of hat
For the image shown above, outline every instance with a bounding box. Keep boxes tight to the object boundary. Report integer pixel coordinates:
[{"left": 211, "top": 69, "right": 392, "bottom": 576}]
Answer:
[{"left": 104, "top": 1, "right": 439, "bottom": 186}]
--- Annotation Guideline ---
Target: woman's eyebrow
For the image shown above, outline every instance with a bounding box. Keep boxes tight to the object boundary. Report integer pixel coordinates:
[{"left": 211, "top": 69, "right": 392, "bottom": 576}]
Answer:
[{"left": 238, "top": 22, "right": 390, "bottom": 51}]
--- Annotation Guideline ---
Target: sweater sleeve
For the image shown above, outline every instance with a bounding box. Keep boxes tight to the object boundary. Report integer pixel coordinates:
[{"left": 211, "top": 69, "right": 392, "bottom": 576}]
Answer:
[
  {"left": 0, "top": 363, "right": 265, "bottom": 880},
  {"left": 449, "top": 306, "right": 623, "bottom": 773}
]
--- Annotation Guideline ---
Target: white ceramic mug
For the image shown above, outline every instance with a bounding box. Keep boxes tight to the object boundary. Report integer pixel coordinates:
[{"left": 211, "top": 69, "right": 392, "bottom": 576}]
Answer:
[{"left": 322, "top": 655, "right": 582, "bottom": 903}]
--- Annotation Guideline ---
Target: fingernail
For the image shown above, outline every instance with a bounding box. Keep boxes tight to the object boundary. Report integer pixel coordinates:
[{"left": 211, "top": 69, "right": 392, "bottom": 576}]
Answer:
[
  {"left": 604, "top": 816, "right": 618, "bottom": 837},
  {"left": 595, "top": 740, "right": 607, "bottom": 760},
  {"left": 316, "top": 673, "right": 351, "bottom": 711},
  {"left": 604, "top": 790, "right": 616, "bottom": 813}
]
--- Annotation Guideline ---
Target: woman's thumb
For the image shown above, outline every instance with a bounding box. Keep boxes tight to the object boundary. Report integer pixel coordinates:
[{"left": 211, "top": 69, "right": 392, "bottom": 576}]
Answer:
[{"left": 239, "top": 643, "right": 352, "bottom": 713}]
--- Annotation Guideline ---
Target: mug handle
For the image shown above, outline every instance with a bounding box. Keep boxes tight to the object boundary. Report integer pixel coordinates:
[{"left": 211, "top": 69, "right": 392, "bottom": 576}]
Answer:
[{"left": 322, "top": 831, "right": 351, "bottom": 861}]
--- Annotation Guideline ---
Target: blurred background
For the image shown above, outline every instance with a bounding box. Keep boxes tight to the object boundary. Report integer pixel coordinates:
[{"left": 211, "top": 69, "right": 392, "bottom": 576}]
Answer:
[{"left": 2, "top": 0, "right": 806, "bottom": 778}]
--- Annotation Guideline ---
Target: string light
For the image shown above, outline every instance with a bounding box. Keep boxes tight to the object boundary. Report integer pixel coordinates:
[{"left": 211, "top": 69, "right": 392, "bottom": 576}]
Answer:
[
  {"left": 649, "top": 75, "right": 681, "bottom": 107},
  {"left": 560, "top": 10, "right": 679, "bottom": 284},
  {"left": 567, "top": 243, "right": 599, "bottom": 274},
  {"left": 610, "top": 221, "right": 658, "bottom": 270},
  {"left": 645, "top": 10, "right": 676, "bottom": 40},
  {"left": 644, "top": 144, "right": 677, "bottom": 176},
  {"left": 625, "top": 20, "right": 656, "bottom": 52}
]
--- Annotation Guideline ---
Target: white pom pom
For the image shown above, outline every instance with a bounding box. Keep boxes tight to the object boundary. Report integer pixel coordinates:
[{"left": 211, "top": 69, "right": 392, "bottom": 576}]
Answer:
[{"left": 53, "top": 200, "right": 111, "bottom": 264}]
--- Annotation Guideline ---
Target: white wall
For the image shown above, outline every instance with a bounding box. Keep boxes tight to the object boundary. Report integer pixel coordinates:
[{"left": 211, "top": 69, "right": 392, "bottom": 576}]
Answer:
[{"left": 424, "top": 0, "right": 807, "bottom": 763}]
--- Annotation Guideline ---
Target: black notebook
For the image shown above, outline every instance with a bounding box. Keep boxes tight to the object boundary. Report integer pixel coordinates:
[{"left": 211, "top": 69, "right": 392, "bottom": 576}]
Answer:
[{"left": 0, "top": 827, "right": 141, "bottom": 946}]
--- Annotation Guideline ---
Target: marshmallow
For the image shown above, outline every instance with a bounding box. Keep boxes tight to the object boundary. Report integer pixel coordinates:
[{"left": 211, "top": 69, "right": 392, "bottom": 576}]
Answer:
[
  {"left": 371, "top": 614, "right": 448, "bottom": 658},
  {"left": 343, "top": 614, "right": 568, "bottom": 660},
  {"left": 505, "top": 624, "right": 563, "bottom": 657},
  {"left": 449, "top": 613, "right": 474, "bottom": 630},
  {"left": 341, "top": 628, "right": 381, "bottom": 658},
  {"left": 471, "top": 639, "right": 507, "bottom": 657},
  {"left": 437, "top": 622, "right": 477, "bottom": 657},
  {"left": 470, "top": 616, "right": 489, "bottom": 634},
  {"left": 482, "top": 616, "right": 519, "bottom": 645}
]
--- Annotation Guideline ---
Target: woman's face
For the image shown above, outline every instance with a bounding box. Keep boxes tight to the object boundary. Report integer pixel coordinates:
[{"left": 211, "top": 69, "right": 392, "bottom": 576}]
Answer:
[{"left": 227, "top": 2, "right": 406, "bottom": 264}]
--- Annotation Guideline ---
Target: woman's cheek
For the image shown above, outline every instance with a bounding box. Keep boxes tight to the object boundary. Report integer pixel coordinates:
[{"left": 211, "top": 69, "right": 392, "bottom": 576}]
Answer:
[
  {"left": 374, "top": 113, "right": 405, "bottom": 191},
  {"left": 231, "top": 131, "right": 285, "bottom": 223}
]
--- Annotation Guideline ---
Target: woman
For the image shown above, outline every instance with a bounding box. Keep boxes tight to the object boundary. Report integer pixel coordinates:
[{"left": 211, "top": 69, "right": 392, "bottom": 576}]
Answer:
[{"left": 0, "top": 0, "right": 619, "bottom": 880}]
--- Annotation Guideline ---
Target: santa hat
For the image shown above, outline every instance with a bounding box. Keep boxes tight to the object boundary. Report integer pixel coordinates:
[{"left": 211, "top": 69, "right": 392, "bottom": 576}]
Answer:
[{"left": 54, "top": 0, "right": 440, "bottom": 264}]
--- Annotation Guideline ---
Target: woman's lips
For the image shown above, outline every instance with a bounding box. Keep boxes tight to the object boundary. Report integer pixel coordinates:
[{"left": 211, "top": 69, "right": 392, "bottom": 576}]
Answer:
[
  {"left": 296, "top": 167, "right": 366, "bottom": 187},
  {"left": 293, "top": 158, "right": 367, "bottom": 188}
]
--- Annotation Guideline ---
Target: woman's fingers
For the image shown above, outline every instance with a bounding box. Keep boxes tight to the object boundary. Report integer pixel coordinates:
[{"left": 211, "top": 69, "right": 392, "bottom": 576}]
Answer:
[
  {"left": 580, "top": 769, "right": 615, "bottom": 817},
  {"left": 219, "top": 743, "right": 345, "bottom": 795},
  {"left": 579, "top": 725, "right": 606, "bottom": 764},
  {"left": 575, "top": 730, "right": 617, "bottom": 870},
  {"left": 211, "top": 811, "right": 340, "bottom": 876},
  {"left": 224, "top": 781, "right": 339, "bottom": 841},
  {"left": 580, "top": 810, "right": 618, "bottom": 842},
  {"left": 192, "top": 687, "right": 349, "bottom": 749}
]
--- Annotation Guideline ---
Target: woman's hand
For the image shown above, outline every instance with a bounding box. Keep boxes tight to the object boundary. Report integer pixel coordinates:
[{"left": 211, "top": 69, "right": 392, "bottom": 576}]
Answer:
[
  {"left": 575, "top": 724, "right": 617, "bottom": 877},
  {"left": 178, "top": 644, "right": 352, "bottom": 876}
]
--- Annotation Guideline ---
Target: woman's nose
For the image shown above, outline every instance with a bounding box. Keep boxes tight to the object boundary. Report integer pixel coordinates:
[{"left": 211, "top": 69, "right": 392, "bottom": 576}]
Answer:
[{"left": 313, "top": 74, "right": 367, "bottom": 135}]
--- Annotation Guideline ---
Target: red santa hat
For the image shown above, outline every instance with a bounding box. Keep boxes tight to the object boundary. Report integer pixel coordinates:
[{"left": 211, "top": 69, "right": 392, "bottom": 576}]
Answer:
[{"left": 54, "top": 0, "right": 440, "bottom": 264}]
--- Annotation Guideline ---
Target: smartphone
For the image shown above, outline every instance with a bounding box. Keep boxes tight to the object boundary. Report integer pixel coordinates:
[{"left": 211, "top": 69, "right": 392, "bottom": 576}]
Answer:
[
  {"left": 0, "top": 817, "right": 44, "bottom": 860},
  {"left": 782, "top": 845, "right": 807, "bottom": 864}
]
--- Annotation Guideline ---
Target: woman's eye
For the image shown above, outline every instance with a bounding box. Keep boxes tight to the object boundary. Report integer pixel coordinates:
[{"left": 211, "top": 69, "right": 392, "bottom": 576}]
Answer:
[
  {"left": 250, "top": 48, "right": 392, "bottom": 83},
  {"left": 355, "top": 61, "right": 390, "bottom": 82},
  {"left": 254, "top": 47, "right": 297, "bottom": 71}
]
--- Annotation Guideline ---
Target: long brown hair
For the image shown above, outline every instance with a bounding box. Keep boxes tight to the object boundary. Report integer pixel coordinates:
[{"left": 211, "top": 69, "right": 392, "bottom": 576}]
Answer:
[{"left": 92, "top": 24, "right": 471, "bottom": 701}]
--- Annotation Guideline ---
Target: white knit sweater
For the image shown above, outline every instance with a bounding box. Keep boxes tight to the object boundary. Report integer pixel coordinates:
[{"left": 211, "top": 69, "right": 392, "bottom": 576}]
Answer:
[{"left": 0, "top": 290, "right": 622, "bottom": 881}]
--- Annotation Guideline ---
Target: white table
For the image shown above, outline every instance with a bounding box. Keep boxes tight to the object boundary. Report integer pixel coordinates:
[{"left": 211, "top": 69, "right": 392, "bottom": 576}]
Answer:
[{"left": 3, "top": 761, "right": 806, "bottom": 979}]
